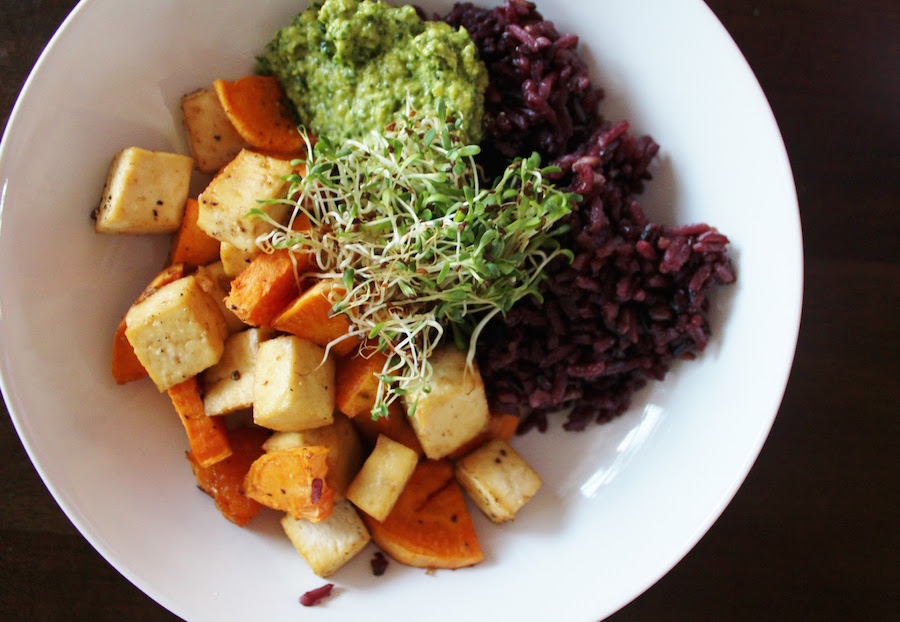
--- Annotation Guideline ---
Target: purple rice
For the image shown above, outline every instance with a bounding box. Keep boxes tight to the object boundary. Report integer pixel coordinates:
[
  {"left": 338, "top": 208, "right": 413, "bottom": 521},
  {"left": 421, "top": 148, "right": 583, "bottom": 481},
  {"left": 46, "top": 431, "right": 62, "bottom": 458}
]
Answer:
[
  {"left": 441, "top": 1, "right": 737, "bottom": 431},
  {"left": 443, "top": 0, "right": 601, "bottom": 171}
]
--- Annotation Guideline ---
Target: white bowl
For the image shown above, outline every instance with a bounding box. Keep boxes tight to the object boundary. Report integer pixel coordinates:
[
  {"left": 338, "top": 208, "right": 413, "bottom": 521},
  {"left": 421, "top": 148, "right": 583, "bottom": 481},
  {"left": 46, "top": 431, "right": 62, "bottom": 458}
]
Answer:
[{"left": 0, "top": 1, "right": 802, "bottom": 620}]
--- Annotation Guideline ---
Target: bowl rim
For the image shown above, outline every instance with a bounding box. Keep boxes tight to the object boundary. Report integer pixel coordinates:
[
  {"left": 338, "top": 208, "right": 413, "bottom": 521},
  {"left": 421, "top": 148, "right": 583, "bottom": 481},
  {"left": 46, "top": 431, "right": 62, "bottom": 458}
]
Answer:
[{"left": 0, "top": 0, "right": 803, "bottom": 620}]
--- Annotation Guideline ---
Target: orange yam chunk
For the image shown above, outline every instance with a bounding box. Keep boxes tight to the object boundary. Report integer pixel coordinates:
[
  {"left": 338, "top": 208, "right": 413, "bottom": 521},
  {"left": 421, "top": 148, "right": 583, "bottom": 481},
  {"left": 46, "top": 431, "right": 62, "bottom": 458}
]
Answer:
[
  {"left": 334, "top": 349, "right": 389, "bottom": 418},
  {"left": 111, "top": 321, "right": 147, "bottom": 384},
  {"left": 187, "top": 426, "right": 270, "bottom": 527},
  {"left": 362, "top": 460, "right": 483, "bottom": 569},
  {"left": 170, "top": 197, "right": 221, "bottom": 268},
  {"left": 289, "top": 210, "right": 312, "bottom": 233},
  {"left": 490, "top": 411, "right": 519, "bottom": 441},
  {"left": 223, "top": 250, "right": 305, "bottom": 327},
  {"left": 167, "top": 377, "right": 232, "bottom": 468},
  {"left": 447, "top": 411, "right": 520, "bottom": 460},
  {"left": 110, "top": 263, "right": 186, "bottom": 384},
  {"left": 213, "top": 76, "right": 305, "bottom": 157},
  {"left": 244, "top": 446, "right": 335, "bottom": 522},
  {"left": 272, "top": 279, "right": 358, "bottom": 356},
  {"left": 351, "top": 401, "right": 424, "bottom": 457}
]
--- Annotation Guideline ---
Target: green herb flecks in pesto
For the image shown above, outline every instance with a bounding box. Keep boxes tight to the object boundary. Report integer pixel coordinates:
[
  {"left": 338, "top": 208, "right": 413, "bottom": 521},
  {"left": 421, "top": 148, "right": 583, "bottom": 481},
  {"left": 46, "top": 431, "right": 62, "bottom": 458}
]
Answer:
[
  {"left": 257, "top": 0, "right": 488, "bottom": 144},
  {"left": 249, "top": 106, "right": 578, "bottom": 418}
]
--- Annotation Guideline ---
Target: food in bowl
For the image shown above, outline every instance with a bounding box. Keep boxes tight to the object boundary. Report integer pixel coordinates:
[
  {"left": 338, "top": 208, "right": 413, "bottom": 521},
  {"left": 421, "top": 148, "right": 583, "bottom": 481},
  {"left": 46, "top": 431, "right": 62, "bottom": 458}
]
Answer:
[
  {"left": 94, "top": 0, "right": 735, "bottom": 586},
  {"left": 257, "top": 0, "right": 488, "bottom": 143}
]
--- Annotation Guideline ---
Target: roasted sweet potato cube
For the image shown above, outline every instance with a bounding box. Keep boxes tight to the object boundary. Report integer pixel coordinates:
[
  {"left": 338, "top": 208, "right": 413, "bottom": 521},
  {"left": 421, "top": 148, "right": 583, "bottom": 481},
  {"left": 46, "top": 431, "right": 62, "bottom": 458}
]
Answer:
[
  {"left": 351, "top": 401, "right": 424, "bottom": 457},
  {"left": 334, "top": 348, "right": 389, "bottom": 418},
  {"left": 111, "top": 321, "right": 147, "bottom": 384},
  {"left": 272, "top": 279, "right": 359, "bottom": 356},
  {"left": 187, "top": 425, "right": 270, "bottom": 526},
  {"left": 170, "top": 197, "right": 221, "bottom": 268},
  {"left": 288, "top": 209, "right": 312, "bottom": 233},
  {"left": 223, "top": 249, "right": 302, "bottom": 327},
  {"left": 167, "top": 377, "right": 232, "bottom": 468},
  {"left": 262, "top": 412, "right": 364, "bottom": 500},
  {"left": 213, "top": 76, "right": 306, "bottom": 157},
  {"left": 244, "top": 446, "right": 334, "bottom": 522},
  {"left": 361, "top": 460, "right": 483, "bottom": 569}
]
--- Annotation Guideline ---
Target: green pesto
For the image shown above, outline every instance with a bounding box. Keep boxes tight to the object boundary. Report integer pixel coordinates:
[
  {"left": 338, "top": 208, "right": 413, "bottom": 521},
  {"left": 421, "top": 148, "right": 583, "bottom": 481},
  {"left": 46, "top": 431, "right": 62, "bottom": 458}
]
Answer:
[{"left": 257, "top": 0, "right": 487, "bottom": 144}]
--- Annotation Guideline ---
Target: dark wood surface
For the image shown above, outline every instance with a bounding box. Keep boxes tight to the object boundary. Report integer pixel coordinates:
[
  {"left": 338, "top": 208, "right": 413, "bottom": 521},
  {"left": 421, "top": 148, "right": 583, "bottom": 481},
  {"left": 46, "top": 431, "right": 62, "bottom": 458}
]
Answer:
[{"left": 1, "top": 1, "right": 897, "bottom": 620}]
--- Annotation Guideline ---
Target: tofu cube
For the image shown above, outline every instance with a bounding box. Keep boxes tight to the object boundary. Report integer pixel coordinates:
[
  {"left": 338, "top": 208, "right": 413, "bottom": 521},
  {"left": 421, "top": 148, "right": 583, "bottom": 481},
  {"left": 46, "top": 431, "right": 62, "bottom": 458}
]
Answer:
[
  {"left": 346, "top": 434, "right": 419, "bottom": 522},
  {"left": 253, "top": 335, "right": 335, "bottom": 431},
  {"left": 219, "top": 242, "right": 257, "bottom": 278},
  {"left": 181, "top": 87, "right": 248, "bottom": 174},
  {"left": 193, "top": 261, "right": 246, "bottom": 334},
  {"left": 94, "top": 147, "right": 193, "bottom": 234},
  {"left": 454, "top": 439, "right": 542, "bottom": 524},
  {"left": 124, "top": 275, "right": 227, "bottom": 391},
  {"left": 403, "top": 345, "right": 490, "bottom": 460},
  {"left": 281, "top": 500, "right": 371, "bottom": 577},
  {"left": 262, "top": 412, "right": 365, "bottom": 499},
  {"left": 197, "top": 149, "right": 293, "bottom": 253},
  {"left": 202, "top": 328, "right": 272, "bottom": 416}
]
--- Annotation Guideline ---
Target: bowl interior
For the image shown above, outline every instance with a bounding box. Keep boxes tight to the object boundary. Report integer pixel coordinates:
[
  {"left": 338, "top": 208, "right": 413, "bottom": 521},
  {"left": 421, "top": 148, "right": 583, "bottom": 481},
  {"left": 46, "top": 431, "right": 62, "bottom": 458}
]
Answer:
[{"left": 0, "top": 1, "right": 801, "bottom": 620}]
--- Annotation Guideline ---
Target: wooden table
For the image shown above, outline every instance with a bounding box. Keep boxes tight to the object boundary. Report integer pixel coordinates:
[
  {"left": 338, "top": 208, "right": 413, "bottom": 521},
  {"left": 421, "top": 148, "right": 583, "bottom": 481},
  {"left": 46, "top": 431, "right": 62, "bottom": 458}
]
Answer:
[{"left": 1, "top": 1, "right": 897, "bottom": 619}]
